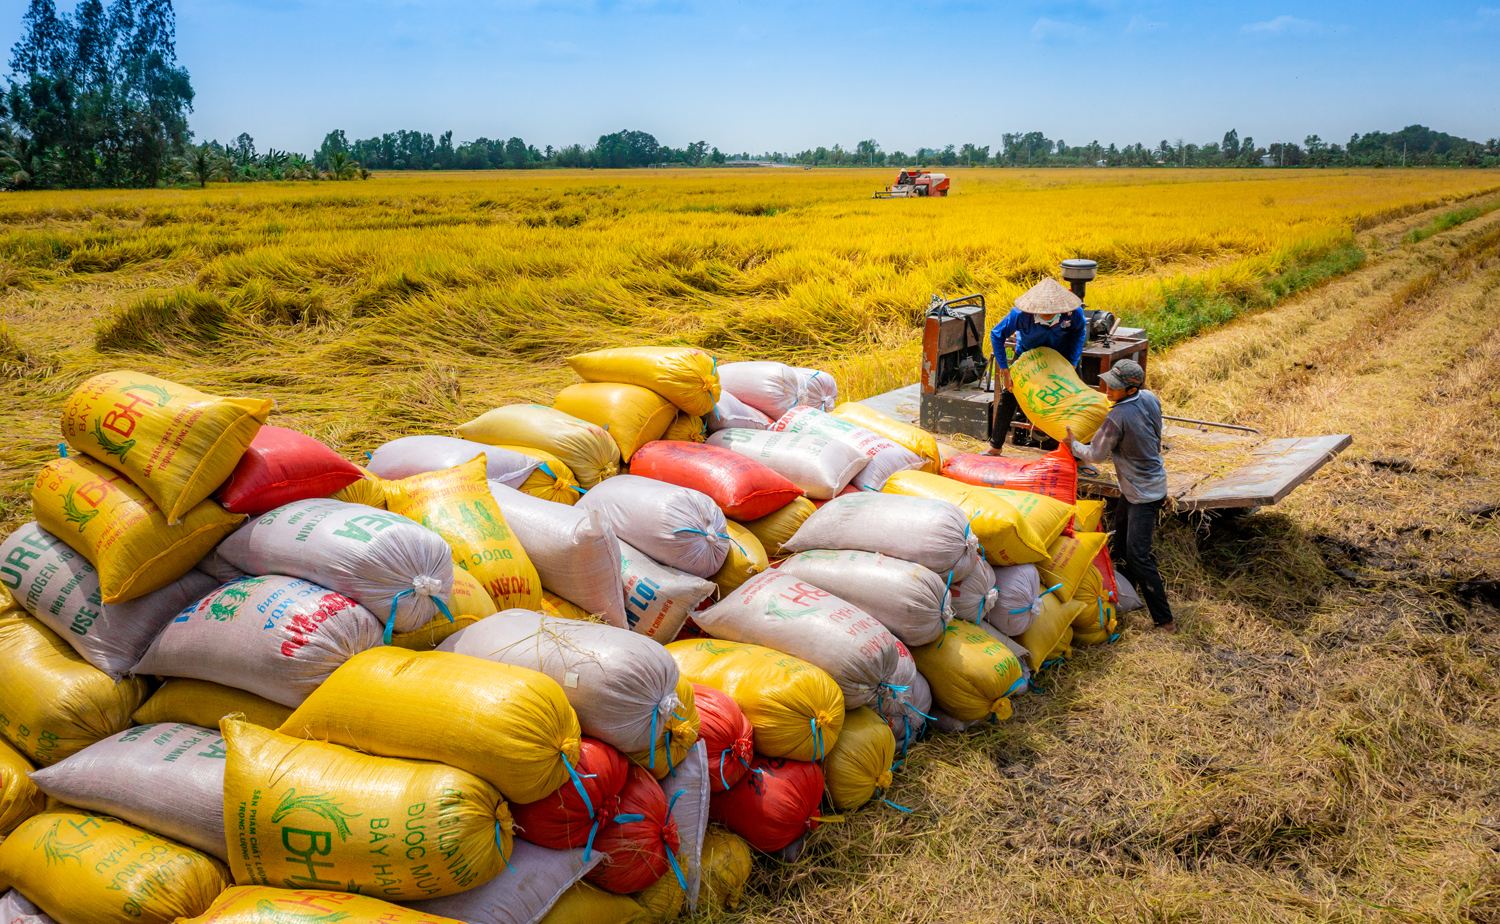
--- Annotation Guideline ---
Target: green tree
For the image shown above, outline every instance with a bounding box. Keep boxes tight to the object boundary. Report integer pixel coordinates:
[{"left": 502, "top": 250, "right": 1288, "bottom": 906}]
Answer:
[{"left": 178, "top": 141, "right": 225, "bottom": 186}]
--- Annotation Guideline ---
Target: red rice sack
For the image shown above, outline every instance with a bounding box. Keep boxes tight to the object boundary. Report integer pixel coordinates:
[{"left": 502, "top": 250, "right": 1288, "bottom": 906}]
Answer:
[
  {"left": 693, "top": 683, "right": 754, "bottom": 792},
  {"left": 709, "top": 756, "right": 823, "bottom": 853},
  {"left": 511, "top": 737, "right": 630, "bottom": 850},
  {"left": 214, "top": 425, "right": 364, "bottom": 516},
  {"left": 585, "top": 765, "right": 679, "bottom": 894},
  {"left": 941, "top": 445, "right": 1079, "bottom": 505},
  {"left": 629, "top": 442, "right": 803, "bottom": 521}
]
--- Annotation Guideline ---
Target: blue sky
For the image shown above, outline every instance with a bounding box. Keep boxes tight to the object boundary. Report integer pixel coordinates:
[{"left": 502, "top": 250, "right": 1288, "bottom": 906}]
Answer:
[{"left": 6, "top": 1, "right": 1498, "bottom": 155}]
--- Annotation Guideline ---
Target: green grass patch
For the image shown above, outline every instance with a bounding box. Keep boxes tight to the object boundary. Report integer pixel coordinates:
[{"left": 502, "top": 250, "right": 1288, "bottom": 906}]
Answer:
[{"left": 1404, "top": 201, "right": 1500, "bottom": 243}]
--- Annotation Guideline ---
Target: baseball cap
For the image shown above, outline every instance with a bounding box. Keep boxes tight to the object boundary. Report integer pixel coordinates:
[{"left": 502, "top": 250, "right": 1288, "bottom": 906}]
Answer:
[{"left": 1099, "top": 359, "right": 1144, "bottom": 390}]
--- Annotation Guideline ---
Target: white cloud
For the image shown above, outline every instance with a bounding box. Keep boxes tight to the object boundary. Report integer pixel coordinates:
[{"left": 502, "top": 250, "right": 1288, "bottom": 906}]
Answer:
[{"left": 1242, "top": 15, "right": 1324, "bottom": 36}]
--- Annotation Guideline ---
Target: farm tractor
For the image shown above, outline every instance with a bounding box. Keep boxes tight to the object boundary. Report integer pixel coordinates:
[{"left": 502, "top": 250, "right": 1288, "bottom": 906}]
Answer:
[{"left": 873, "top": 169, "right": 950, "bottom": 199}]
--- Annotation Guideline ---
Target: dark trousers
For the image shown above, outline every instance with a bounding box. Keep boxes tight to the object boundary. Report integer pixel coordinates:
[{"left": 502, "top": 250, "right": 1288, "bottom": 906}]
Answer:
[
  {"left": 1112, "top": 497, "right": 1174, "bottom": 626},
  {"left": 989, "top": 390, "right": 1019, "bottom": 449}
]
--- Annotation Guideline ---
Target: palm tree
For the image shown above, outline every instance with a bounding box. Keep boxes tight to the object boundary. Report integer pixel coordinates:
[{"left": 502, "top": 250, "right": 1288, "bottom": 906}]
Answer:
[
  {"left": 326, "top": 151, "right": 360, "bottom": 180},
  {"left": 179, "top": 143, "right": 228, "bottom": 188},
  {"left": 287, "top": 154, "right": 314, "bottom": 180}
]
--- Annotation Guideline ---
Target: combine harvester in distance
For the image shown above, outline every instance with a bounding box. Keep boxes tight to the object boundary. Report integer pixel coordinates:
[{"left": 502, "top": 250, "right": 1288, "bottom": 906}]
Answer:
[{"left": 873, "top": 169, "right": 949, "bottom": 198}]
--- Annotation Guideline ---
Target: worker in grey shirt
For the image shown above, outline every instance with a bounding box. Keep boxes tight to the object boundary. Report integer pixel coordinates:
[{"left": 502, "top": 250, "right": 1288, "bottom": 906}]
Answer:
[{"left": 1064, "top": 359, "right": 1175, "bottom": 633}]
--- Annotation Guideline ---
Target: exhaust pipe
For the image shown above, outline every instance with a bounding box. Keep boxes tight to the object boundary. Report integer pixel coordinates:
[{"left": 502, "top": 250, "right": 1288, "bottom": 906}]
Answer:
[{"left": 1060, "top": 258, "right": 1097, "bottom": 301}]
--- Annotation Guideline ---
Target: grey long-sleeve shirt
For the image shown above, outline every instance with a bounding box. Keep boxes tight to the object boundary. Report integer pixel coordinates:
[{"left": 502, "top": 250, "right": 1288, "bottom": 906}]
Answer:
[{"left": 1068, "top": 389, "right": 1168, "bottom": 503}]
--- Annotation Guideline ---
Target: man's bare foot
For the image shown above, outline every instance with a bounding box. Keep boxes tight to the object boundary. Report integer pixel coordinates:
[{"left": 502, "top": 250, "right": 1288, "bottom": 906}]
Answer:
[
  {"left": 984, "top": 446, "right": 1004, "bottom": 456},
  {"left": 1153, "top": 621, "right": 1178, "bottom": 634}
]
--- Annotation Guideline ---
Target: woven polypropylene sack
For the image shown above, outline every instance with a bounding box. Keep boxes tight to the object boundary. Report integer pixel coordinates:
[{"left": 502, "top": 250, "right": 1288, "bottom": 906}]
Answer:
[
  {"left": 511, "top": 737, "right": 628, "bottom": 850},
  {"left": 777, "top": 549, "right": 952, "bottom": 647},
  {"left": 659, "top": 741, "right": 710, "bottom": 909},
  {"left": 28, "top": 722, "right": 226, "bottom": 858},
  {"left": 1015, "top": 594, "right": 1077, "bottom": 671},
  {"left": 332, "top": 463, "right": 388, "bottom": 508},
  {"left": 60, "top": 371, "right": 271, "bottom": 524},
  {"left": 390, "top": 570, "right": 494, "bottom": 650},
  {"left": 667, "top": 639, "right": 844, "bottom": 762},
  {"left": 369, "top": 434, "right": 542, "bottom": 488},
  {"left": 214, "top": 498, "right": 453, "bottom": 635},
  {"left": 989, "top": 564, "right": 1042, "bottom": 637},
  {"left": 31, "top": 456, "right": 243, "bottom": 604},
  {"left": 619, "top": 542, "right": 716, "bottom": 641},
  {"left": 566, "top": 347, "right": 720, "bottom": 417},
  {"left": 781, "top": 492, "right": 978, "bottom": 578},
  {"left": 705, "top": 429, "right": 867, "bottom": 499},
  {"left": 693, "top": 683, "right": 754, "bottom": 793},
  {"left": 1076, "top": 498, "right": 1106, "bottom": 532},
  {"left": 0, "top": 738, "right": 43, "bottom": 837},
  {"left": 440, "top": 611, "right": 688, "bottom": 755},
  {"left": 1039, "top": 532, "right": 1110, "bottom": 603},
  {"left": 0, "top": 521, "right": 219, "bottom": 679},
  {"left": 822, "top": 706, "right": 896, "bottom": 811},
  {"left": 705, "top": 392, "right": 772, "bottom": 432},
  {"left": 876, "top": 643, "right": 931, "bottom": 755},
  {"left": 624, "top": 675, "right": 699, "bottom": 781},
  {"left": 1115, "top": 569, "right": 1144, "bottom": 613},
  {"left": 458, "top": 405, "right": 621, "bottom": 489},
  {"left": 0, "top": 807, "right": 229, "bottom": 924},
  {"left": 215, "top": 425, "right": 364, "bottom": 516},
  {"left": 537, "top": 882, "right": 646, "bottom": 924},
  {"left": 791, "top": 367, "right": 838, "bottom": 412},
  {"left": 1011, "top": 346, "right": 1109, "bottom": 442},
  {"left": 716, "top": 361, "right": 799, "bottom": 419},
  {"left": 950, "top": 550, "right": 998, "bottom": 624},
  {"left": 882, "top": 471, "right": 1050, "bottom": 567},
  {"left": 709, "top": 756, "right": 822, "bottom": 853},
  {"left": 541, "top": 593, "right": 594, "bottom": 620},
  {"left": 832, "top": 402, "right": 941, "bottom": 474},
  {"left": 132, "top": 677, "right": 292, "bottom": 730},
  {"left": 698, "top": 827, "right": 752, "bottom": 911},
  {"left": 984, "top": 624, "right": 1033, "bottom": 695},
  {"left": 0, "top": 616, "right": 145, "bottom": 766},
  {"left": 384, "top": 457, "right": 542, "bottom": 612},
  {"left": 583, "top": 765, "right": 679, "bottom": 894},
  {"left": 941, "top": 445, "right": 1079, "bottom": 505},
  {"left": 694, "top": 570, "right": 899, "bottom": 710},
  {"left": 133, "top": 575, "right": 384, "bottom": 707},
  {"left": 768, "top": 406, "right": 924, "bottom": 492},
  {"left": 629, "top": 442, "right": 804, "bottom": 521},
  {"left": 577, "top": 475, "right": 729, "bottom": 578},
  {"left": 710, "top": 522, "right": 766, "bottom": 596},
  {"left": 633, "top": 870, "right": 685, "bottom": 924},
  {"left": 554, "top": 383, "right": 677, "bottom": 462},
  {"left": 912, "top": 621, "right": 1025, "bottom": 723},
  {"left": 280, "top": 647, "right": 581, "bottom": 805},
  {"left": 189, "top": 888, "right": 467, "bottom": 924},
  {"left": 736, "top": 496, "right": 815, "bottom": 559},
  {"left": 407, "top": 841, "right": 603, "bottom": 924},
  {"left": 489, "top": 482, "right": 625, "bottom": 628},
  {"left": 494, "top": 444, "right": 586, "bottom": 505},
  {"left": 983, "top": 487, "right": 1077, "bottom": 549},
  {"left": 663, "top": 412, "right": 706, "bottom": 443},
  {"left": 0, "top": 890, "right": 53, "bottom": 924}
]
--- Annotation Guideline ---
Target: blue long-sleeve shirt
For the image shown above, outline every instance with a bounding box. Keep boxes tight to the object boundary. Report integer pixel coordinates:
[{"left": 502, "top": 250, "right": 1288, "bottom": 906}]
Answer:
[{"left": 989, "top": 307, "right": 1087, "bottom": 369}]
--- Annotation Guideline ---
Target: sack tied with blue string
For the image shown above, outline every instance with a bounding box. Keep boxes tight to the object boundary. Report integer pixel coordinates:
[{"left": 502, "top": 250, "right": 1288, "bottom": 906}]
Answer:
[
  {"left": 623, "top": 674, "right": 700, "bottom": 781},
  {"left": 821, "top": 706, "right": 898, "bottom": 812},
  {"left": 510, "top": 737, "right": 629, "bottom": 852},
  {"left": 575, "top": 475, "right": 730, "bottom": 579},
  {"left": 583, "top": 765, "right": 683, "bottom": 894},
  {"left": 912, "top": 621, "right": 1027, "bottom": 724},
  {"left": 875, "top": 642, "right": 932, "bottom": 756},
  {"left": 708, "top": 755, "right": 825, "bottom": 854},
  {"left": 781, "top": 492, "right": 979, "bottom": 579},
  {"left": 777, "top": 549, "right": 953, "bottom": 647},
  {"left": 692, "top": 683, "right": 755, "bottom": 793}
]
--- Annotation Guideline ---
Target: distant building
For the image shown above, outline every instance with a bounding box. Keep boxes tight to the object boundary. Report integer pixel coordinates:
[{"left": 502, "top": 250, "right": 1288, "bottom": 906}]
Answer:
[
  {"left": 1095, "top": 159, "right": 1107, "bottom": 167},
  {"left": 1261, "top": 154, "right": 1275, "bottom": 167}
]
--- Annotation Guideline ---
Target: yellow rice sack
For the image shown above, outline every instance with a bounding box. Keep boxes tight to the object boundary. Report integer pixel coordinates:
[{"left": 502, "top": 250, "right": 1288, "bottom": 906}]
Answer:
[
  {"left": 735, "top": 496, "right": 815, "bottom": 559},
  {"left": 1049, "top": 623, "right": 1075, "bottom": 662},
  {"left": 0, "top": 807, "right": 230, "bottom": 924},
  {"left": 179, "top": 886, "right": 469, "bottom": 924},
  {"left": 458, "top": 405, "right": 620, "bottom": 489},
  {"left": 541, "top": 591, "right": 601, "bottom": 621},
  {"left": 0, "top": 736, "right": 44, "bottom": 836},
  {"left": 832, "top": 402, "right": 941, "bottom": 474},
  {"left": 32, "top": 455, "right": 243, "bottom": 603},
  {"left": 61, "top": 371, "right": 273, "bottom": 524},
  {"left": 668, "top": 638, "right": 844, "bottom": 762},
  {"left": 280, "top": 647, "right": 582, "bottom": 805},
  {"left": 541, "top": 882, "right": 648, "bottom": 924},
  {"left": 493, "top": 444, "right": 584, "bottom": 505},
  {"left": 711, "top": 521, "right": 767, "bottom": 596},
  {"left": 1010, "top": 347, "right": 1109, "bottom": 443},
  {"left": 0, "top": 616, "right": 146, "bottom": 766},
  {"left": 664, "top": 411, "right": 707, "bottom": 443},
  {"left": 1016, "top": 596, "right": 1082, "bottom": 670},
  {"left": 132, "top": 678, "right": 293, "bottom": 730},
  {"left": 332, "top": 463, "right": 388, "bottom": 508},
  {"left": 391, "top": 569, "right": 495, "bottom": 649},
  {"left": 627, "top": 676, "right": 700, "bottom": 780},
  {"left": 384, "top": 457, "right": 542, "bottom": 611},
  {"left": 1038, "top": 532, "right": 1110, "bottom": 603},
  {"left": 699, "top": 827, "right": 753, "bottom": 911},
  {"left": 821, "top": 706, "right": 896, "bottom": 811},
  {"left": 882, "top": 471, "right": 1048, "bottom": 567},
  {"left": 912, "top": 622, "right": 1025, "bottom": 723},
  {"left": 553, "top": 383, "right": 677, "bottom": 462},
  {"left": 634, "top": 868, "right": 686, "bottom": 923},
  {"left": 982, "top": 487, "right": 1077, "bottom": 548},
  {"left": 222, "top": 718, "right": 511, "bottom": 900},
  {"left": 1074, "top": 498, "right": 1106, "bottom": 533},
  {"left": 566, "top": 346, "right": 721, "bottom": 417}
]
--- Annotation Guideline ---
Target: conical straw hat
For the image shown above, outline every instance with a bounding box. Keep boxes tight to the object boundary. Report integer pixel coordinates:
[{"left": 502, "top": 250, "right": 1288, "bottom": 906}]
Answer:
[{"left": 1014, "top": 277, "right": 1083, "bottom": 315}]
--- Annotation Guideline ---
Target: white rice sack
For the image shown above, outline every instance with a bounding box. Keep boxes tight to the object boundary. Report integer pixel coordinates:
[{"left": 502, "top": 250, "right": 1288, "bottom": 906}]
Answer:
[
  {"left": 927, "top": 705, "right": 984, "bottom": 734},
  {"left": 0, "top": 522, "right": 219, "bottom": 680},
  {"left": 406, "top": 840, "right": 601, "bottom": 924},
  {"left": 990, "top": 564, "right": 1042, "bottom": 636},
  {"left": 575, "top": 475, "right": 729, "bottom": 578},
  {"left": 214, "top": 498, "right": 454, "bottom": 633},
  {"left": 439, "top": 610, "right": 682, "bottom": 754},
  {"left": 27, "top": 722, "right": 227, "bottom": 859},
  {"left": 1115, "top": 568, "right": 1144, "bottom": 613},
  {"left": 782, "top": 493, "right": 979, "bottom": 578},
  {"left": 368, "top": 434, "right": 542, "bottom": 488},
  {"left": 777, "top": 549, "right": 952, "bottom": 647},
  {"left": 195, "top": 547, "right": 247, "bottom": 583},
  {"left": 661, "top": 742, "right": 711, "bottom": 909},
  {"left": 133, "top": 575, "right": 384, "bottom": 707},
  {"left": 705, "top": 391, "right": 773, "bottom": 432},
  {"left": 0, "top": 891, "right": 55, "bottom": 924},
  {"left": 951, "top": 550, "right": 997, "bottom": 624},
  {"left": 620, "top": 541, "right": 716, "bottom": 642},
  {"left": 768, "top": 406, "right": 923, "bottom": 491},
  {"left": 489, "top": 482, "right": 626, "bottom": 628},
  {"left": 792, "top": 367, "right": 838, "bottom": 412},
  {"left": 693, "top": 570, "right": 899, "bottom": 709},
  {"left": 717, "top": 361, "right": 800, "bottom": 419},
  {"left": 705, "top": 429, "right": 867, "bottom": 499},
  {"left": 877, "top": 642, "right": 931, "bottom": 755}
]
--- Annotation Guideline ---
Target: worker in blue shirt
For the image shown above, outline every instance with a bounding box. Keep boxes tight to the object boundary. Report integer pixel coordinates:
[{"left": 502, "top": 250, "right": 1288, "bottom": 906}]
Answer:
[{"left": 987, "top": 277, "right": 1087, "bottom": 454}]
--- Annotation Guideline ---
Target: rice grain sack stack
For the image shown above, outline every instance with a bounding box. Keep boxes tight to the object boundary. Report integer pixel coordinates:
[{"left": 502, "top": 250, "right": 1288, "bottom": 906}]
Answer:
[
  {"left": 877, "top": 643, "right": 931, "bottom": 754},
  {"left": 768, "top": 406, "right": 924, "bottom": 491},
  {"left": 490, "top": 444, "right": 585, "bottom": 505},
  {"left": 913, "top": 621, "right": 1026, "bottom": 723},
  {"left": 280, "top": 647, "right": 581, "bottom": 804},
  {"left": 950, "top": 550, "right": 998, "bottom": 624},
  {"left": 28, "top": 722, "right": 227, "bottom": 858},
  {"left": 624, "top": 675, "right": 699, "bottom": 780},
  {"left": 882, "top": 471, "right": 1050, "bottom": 567},
  {"left": 584, "top": 765, "right": 680, "bottom": 894},
  {"left": 716, "top": 361, "right": 799, "bottom": 419},
  {"left": 736, "top": 496, "right": 815, "bottom": 559},
  {"left": 458, "top": 405, "right": 621, "bottom": 489},
  {"left": 984, "top": 486, "right": 1078, "bottom": 549},
  {"left": 0, "top": 522, "right": 219, "bottom": 679},
  {"left": 1010, "top": 345, "right": 1110, "bottom": 442},
  {"left": 791, "top": 367, "right": 837, "bottom": 411},
  {"left": 782, "top": 492, "right": 978, "bottom": 578},
  {"left": 214, "top": 498, "right": 454, "bottom": 639},
  {"left": 693, "top": 684, "right": 754, "bottom": 792},
  {"left": 440, "top": 612, "right": 691, "bottom": 757},
  {"left": 1039, "top": 532, "right": 1111, "bottom": 603},
  {"left": 942, "top": 444, "right": 1079, "bottom": 504},
  {"left": 990, "top": 564, "right": 1043, "bottom": 636},
  {"left": 821, "top": 706, "right": 896, "bottom": 811},
  {"left": 629, "top": 442, "right": 804, "bottom": 521},
  {"left": 214, "top": 425, "right": 365, "bottom": 516},
  {"left": 133, "top": 576, "right": 384, "bottom": 707},
  {"left": 407, "top": 841, "right": 603, "bottom": 924},
  {"left": 694, "top": 571, "right": 899, "bottom": 710},
  {"left": 832, "top": 402, "right": 941, "bottom": 474},
  {"left": 510, "top": 737, "right": 628, "bottom": 850},
  {"left": 709, "top": 756, "right": 823, "bottom": 853},
  {"left": 132, "top": 678, "right": 292, "bottom": 730},
  {"left": 0, "top": 738, "right": 44, "bottom": 836},
  {"left": 619, "top": 542, "right": 716, "bottom": 641},
  {"left": 705, "top": 429, "right": 867, "bottom": 499},
  {"left": 31, "top": 456, "right": 243, "bottom": 603},
  {"left": 565, "top": 346, "right": 721, "bottom": 417},
  {"left": 667, "top": 639, "right": 843, "bottom": 762},
  {"left": 576, "top": 475, "right": 730, "bottom": 578},
  {"left": 60, "top": 371, "right": 272, "bottom": 524},
  {"left": 710, "top": 522, "right": 767, "bottom": 596},
  {"left": 489, "top": 483, "right": 626, "bottom": 627},
  {"left": 189, "top": 888, "right": 469, "bottom": 924},
  {"left": 777, "top": 549, "right": 953, "bottom": 647},
  {"left": 368, "top": 435, "right": 543, "bottom": 488},
  {"left": 222, "top": 719, "right": 511, "bottom": 900},
  {"left": 553, "top": 383, "right": 677, "bottom": 461},
  {"left": 1015, "top": 594, "right": 1084, "bottom": 671},
  {"left": 705, "top": 391, "right": 773, "bottom": 432}
]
